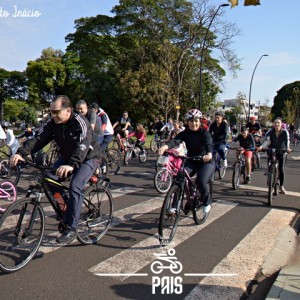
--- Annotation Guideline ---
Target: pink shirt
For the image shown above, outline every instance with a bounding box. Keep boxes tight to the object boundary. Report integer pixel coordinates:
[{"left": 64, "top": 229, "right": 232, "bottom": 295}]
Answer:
[{"left": 128, "top": 131, "right": 146, "bottom": 142}]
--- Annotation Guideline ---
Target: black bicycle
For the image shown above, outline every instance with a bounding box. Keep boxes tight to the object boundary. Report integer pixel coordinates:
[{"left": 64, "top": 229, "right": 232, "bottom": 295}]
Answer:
[
  {"left": 101, "top": 148, "right": 122, "bottom": 176},
  {"left": 158, "top": 153, "right": 212, "bottom": 245},
  {"left": 213, "top": 146, "right": 228, "bottom": 180},
  {"left": 232, "top": 148, "right": 247, "bottom": 190},
  {"left": 265, "top": 148, "right": 287, "bottom": 206},
  {"left": 0, "top": 153, "right": 113, "bottom": 273}
]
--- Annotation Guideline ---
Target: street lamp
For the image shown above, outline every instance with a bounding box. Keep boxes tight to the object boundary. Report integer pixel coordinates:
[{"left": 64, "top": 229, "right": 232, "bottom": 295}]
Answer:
[
  {"left": 248, "top": 54, "right": 268, "bottom": 122},
  {"left": 199, "top": 3, "right": 230, "bottom": 111}
]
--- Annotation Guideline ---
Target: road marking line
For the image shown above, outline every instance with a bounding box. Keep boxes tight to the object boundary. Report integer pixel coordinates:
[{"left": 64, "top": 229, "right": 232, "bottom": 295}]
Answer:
[
  {"left": 214, "top": 181, "right": 300, "bottom": 197},
  {"left": 90, "top": 200, "right": 237, "bottom": 280},
  {"left": 184, "top": 209, "right": 296, "bottom": 300}
]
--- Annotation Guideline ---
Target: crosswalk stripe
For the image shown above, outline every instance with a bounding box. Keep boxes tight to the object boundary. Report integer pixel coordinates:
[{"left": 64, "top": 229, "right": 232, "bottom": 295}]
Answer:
[
  {"left": 38, "top": 187, "right": 157, "bottom": 254},
  {"left": 213, "top": 180, "right": 300, "bottom": 197},
  {"left": 90, "top": 200, "right": 238, "bottom": 280},
  {"left": 184, "top": 209, "right": 296, "bottom": 300}
]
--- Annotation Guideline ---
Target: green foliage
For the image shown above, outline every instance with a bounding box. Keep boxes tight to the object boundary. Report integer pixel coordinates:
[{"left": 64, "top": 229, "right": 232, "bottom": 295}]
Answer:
[
  {"left": 26, "top": 47, "right": 66, "bottom": 107},
  {"left": 18, "top": 106, "right": 38, "bottom": 125},
  {"left": 3, "top": 99, "right": 28, "bottom": 122},
  {"left": 271, "top": 80, "right": 300, "bottom": 122}
]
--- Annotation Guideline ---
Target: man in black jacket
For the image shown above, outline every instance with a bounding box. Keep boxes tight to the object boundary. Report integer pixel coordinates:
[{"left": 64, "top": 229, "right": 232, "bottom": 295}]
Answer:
[{"left": 10, "top": 95, "right": 101, "bottom": 244}]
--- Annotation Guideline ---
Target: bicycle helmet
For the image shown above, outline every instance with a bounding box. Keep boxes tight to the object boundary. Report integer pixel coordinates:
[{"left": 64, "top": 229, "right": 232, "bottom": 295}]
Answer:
[
  {"left": 185, "top": 109, "right": 202, "bottom": 120},
  {"left": 253, "top": 132, "right": 260, "bottom": 137},
  {"left": 249, "top": 116, "right": 256, "bottom": 121}
]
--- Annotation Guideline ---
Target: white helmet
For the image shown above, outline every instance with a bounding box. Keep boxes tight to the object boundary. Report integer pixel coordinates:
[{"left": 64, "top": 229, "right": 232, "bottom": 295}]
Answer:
[{"left": 185, "top": 109, "right": 202, "bottom": 120}]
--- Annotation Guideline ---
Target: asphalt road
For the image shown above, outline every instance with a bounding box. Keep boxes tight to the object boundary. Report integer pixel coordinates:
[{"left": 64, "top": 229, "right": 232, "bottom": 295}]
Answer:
[{"left": 0, "top": 146, "right": 299, "bottom": 300}]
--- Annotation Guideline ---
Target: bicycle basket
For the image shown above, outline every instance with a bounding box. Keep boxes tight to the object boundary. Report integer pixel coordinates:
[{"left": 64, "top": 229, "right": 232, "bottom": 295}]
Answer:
[{"left": 157, "top": 155, "right": 169, "bottom": 166}]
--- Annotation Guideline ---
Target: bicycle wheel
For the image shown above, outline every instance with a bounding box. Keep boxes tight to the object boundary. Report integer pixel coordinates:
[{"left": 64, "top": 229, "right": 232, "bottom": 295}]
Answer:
[
  {"left": 124, "top": 150, "right": 132, "bottom": 165},
  {"left": 158, "top": 185, "right": 182, "bottom": 245},
  {"left": 252, "top": 152, "right": 260, "bottom": 170},
  {"left": 193, "top": 185, "right": 210, "bottom": 225},
  {"left": 108, "top": 137, "right": 121, "bottom": 152},
  {"left": 77, "top": 184, "right": 113, "bottom": 245},
  {"left": 267, "top": 165, "right": 276, "bottom": 206},
  {"left": 0, "top": 181, "right": 17, "bottom": 212},
  {"left": 139, "top": 149, "right": 148, "bottom": 163},
  {"left": 106, "top": 148, "right": 121, "bottom": 175},
  {"left": 0, "top": 198, "right": 45, "bottom": 273},
  {"left": 218, "top": 161, "right": 226, "bottom": 179},
  {"left": 0, "top": 159, "right": 20, "bottom": 186},
  {"left": 150, "top": 138, "right": 158, "bottom": 153},
  {"left": 232, "top": 162, "right": 241, "bottom": 190},
  {"left": 154, "top": 168, "right": 173, "bottom": 194}
]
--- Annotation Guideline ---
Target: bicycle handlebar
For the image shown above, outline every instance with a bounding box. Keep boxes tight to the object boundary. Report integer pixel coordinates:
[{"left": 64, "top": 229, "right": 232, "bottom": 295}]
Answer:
[{"left": 163, "top": 151, "right": 203, "bottom": 162}]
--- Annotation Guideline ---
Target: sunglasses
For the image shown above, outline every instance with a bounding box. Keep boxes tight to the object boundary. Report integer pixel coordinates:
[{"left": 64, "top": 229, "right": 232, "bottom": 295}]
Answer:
[{"left": 50, "top": 108, "right": 66, "bottom": 115}]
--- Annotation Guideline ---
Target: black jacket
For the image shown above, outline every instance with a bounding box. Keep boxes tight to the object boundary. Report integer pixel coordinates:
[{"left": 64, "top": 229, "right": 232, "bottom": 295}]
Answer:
[
  {"left": 17, "top": 111, "right": 101, "bottom": 169},
  {"left": 209, "top": 121, "right": 229, "bottom": 144},
  {"left": 264, "top": 128, "right": 289, "bottom": 152},
  {"left": 166, "top": 127, "right": 213, "bottom": 157}
]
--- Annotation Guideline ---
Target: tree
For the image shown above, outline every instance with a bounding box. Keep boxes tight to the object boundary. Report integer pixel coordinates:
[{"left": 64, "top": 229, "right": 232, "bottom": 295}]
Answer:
[
  {"left": 65, "top": 0, "right": 240, "bottom": 122},
  {"left": 18, "top": 106, "right": 38, "bottom": 125},
  {"left": 26, "top": 47, "right": 66, "bottom": 107},
  {"left": 271, "top": 81, "right": 300, "bottom": 122}
]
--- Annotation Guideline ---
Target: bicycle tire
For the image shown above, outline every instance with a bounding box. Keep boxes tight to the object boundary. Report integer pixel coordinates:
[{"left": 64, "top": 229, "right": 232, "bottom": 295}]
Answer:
[
  {"left": 252, "top": 152, "right": 260, "bottom": 170},
  {"left": 0, "top": 158, "right": 20, "bottom": 186},
  {"left": 77, "top": 184, "right": 113, "bottom": 245},
  {"left": 218, "top": 164, "right": 226, "bottom": 179},
  {"left": 0, "top": 198, "right": 45, "bottom": 273},
  {"left": 158, "top": 185, "right": 182, "bottom": 245},
  {"left": 0, "top": 181, "right": 17, "bottom": 212},
  {"left": 139, "top": 149, "right": 148, "bottom": 163},
  {"left": 242, "top": 165, "right": 247, "bottom": 184},
  {"left": 106, "top": 148, "right": 121, "bottom": 175},
  {"left": 267, "top": 165, "right": 276, "bottom": 206},
  {"left": 193, "top": 184, "right": 210, "bottom": 225},
  {"left": 232, "top": 162, "right": 241, "bottom": 190},
  {"left": 150, "top": 138, "right": 158, "bottom": 153},
  {"left": 124, "top": 150, "right": 132, "bottom": 165},
  {"left": 108, "top": 137, "right": 121, "bottom": 152},
  {"left": 154, "top": 168, "right": 173, "bottom": 194}
]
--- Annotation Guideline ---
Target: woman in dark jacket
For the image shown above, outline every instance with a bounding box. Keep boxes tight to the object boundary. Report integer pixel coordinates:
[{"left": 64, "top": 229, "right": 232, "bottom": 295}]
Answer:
[{"left": 158, "top": 109, "right": 215, "bottom": 214}]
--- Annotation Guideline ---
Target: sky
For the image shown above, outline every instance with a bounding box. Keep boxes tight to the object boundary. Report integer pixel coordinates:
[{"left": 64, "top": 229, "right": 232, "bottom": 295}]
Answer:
[{"left": 0, "top": 0, "right": 299, "bottom": 107}]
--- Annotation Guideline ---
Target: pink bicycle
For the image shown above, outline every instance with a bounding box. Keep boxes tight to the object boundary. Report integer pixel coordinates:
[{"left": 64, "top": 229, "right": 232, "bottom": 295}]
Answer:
[
  {"left": 0, "top": 181, "right": 17, "bottom": 212},
  {"left": 154, "top": 150, "right": 183, "bottom": 194}
]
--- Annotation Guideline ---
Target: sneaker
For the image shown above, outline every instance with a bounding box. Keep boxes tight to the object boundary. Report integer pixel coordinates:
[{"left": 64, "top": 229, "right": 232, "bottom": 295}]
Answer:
[
  {"left": 167, "top": 208, "right": 176, "bottom": 216},
  {"left": 279, "top": 186, "right": 286, "bottom": 194},
  {"left": 223, "top": 159, "right": 228, "bottom": 168},
  {"left": 56, "top": 227, "right": 77, "bottom": 244},
  {"left": 203, "top": 204, "right": 211, "bottom": 214},
  {"left": 246, "top": 176, "right": 251, "bottom": 184}
]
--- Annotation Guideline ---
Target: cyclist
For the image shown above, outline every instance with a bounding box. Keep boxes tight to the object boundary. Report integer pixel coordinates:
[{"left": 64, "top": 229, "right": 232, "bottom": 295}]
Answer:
[
  {"left": 1, "top": 124, "right": 20, "bottom": 155},
  {"left": 246, "top": 116, "right": 262, "bottom": 136},
  {"left": 17, "top": 123, "right": 35, "bottom": 141},
  {"left": 112, "top": 111, "right": 134, "bottom": 140},
  {"left": 160, "top": 118, "right": 174, "bottom": 140},
  {"left": 163, "top": 120, "right": 183, "bottom": 142},
  {"left": 158, "top": 109, "right": 214, "bottom": 214},
  {"left": 232, "top": 126, "right": 255, "bottom": 184},
  {"left": 209, "top": 111, "right": 229, "bottom": 167},
  {"left": 128, "top": 123, "right": 147, "bottom": 154},
  {"left": 76, "top": 100, "right": 101, "bottom": 137},
  {"left": 152, "top": 117, "right": 164, "bottom": 137},
  {"left": 90, "top": 103, "right": 114, "bottom": 152},
  {"left": 10, "top": 95, "right": 102, "bottom": 244},
  {"left": 253, "top": 132, "right": 262, "bottom": 162},
  {"left": 258, "top": 117, "right": 292, "bottom": 194}
]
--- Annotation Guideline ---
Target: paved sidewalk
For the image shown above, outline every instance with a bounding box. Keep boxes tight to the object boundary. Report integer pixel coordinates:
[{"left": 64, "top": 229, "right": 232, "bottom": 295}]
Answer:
[{"left": 266, "top": 234, "right": 300, "bottom": 299}]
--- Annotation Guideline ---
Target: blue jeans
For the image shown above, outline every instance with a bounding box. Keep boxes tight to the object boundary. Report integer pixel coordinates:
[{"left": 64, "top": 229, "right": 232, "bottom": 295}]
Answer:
[
  {"left": 214, "top": 143, "right": 227, "bottom": 161},
  {"left": 53, "top": 157, "right": 100, "bottom": 229}
]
